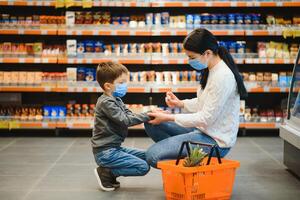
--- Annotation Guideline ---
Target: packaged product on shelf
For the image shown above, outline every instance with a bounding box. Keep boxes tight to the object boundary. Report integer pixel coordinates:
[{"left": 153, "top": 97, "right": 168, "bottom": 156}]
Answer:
[
  {"left": 201, "top": 13, "right": 210, "bottom": 24},
  {"left": 275, "top": 43, "right": 283, "bottom": 58},
  {"left": 3, "top": 72, "right": 11, "bottom": 85},
  {"left": 89, "top": 104, "right": 95, "bottom": 116},
  {"left": 18, "top": 71, "right": 27, "bottom": 85},
  {"left": 244, "top": 14, "right": 252, "bottom": 25},
  {"left": 85, "top": 68, "right": 96, "bottom": 81},
  {"left": 84, "top": 40, "right": 95, "bottom": 53},
  {"left": 93, "top": 12, "right": 101, "bottom": 25},
  {"left": 0, "top": 71, "right": 3, "bottom": 85},
  {"left": 94, "top": 41, "right": 104, "bottom": 53},
  {"left": 211, "top": 14, "right": 218, "bottom": 25},
  {"left": 236, "top": 41, "right": 246, "bottom": 54},
  {"left": 33, "top": 43, "right": 43, "bottom": 57},
  {"left": 153, "top": 43, "right": 161, "bottom": 53},
  {"left": 256, "top": 72, "right": 264, "bottom": 82},
  {"left": 101, "top": 12, "right": 111, "bottom": 25},
  {"left": 266, "top": 42, "right": 276, "bottom": 58},
  {"left": 257, "top": 42, "right": 266, "bottom": 58},
  {"left": 121, "top": 15, "right": 130, "bottom": 26},
  {"left": 193, "top": 15, "right": 201, "bottom": 28},
  {"left": 287, "top": 72, "right": 293, "bottom": 86},
  {"left": 77, "top": 42, "right": 85, "bottom": 55},
  {"left": 293, "top": 16, "right": 300, "bottom": 25},
  {"left": 169, "top": 16, "right": 178, "bottom": 28},
  {"left": 282, "top": 44, "right": 290, "bottom": 59},
  {"left": 228, "top": 14, "right": 236, "bottom": 25},
  {"left": 279, "top": 72, "right": 287, "bottom": 87},
  {"left": 249, "top": 73, "right": 256, "bottom": 82},
  {"left": 66, "top": 11, "right": 75, "bottom": 27},
  {"left": 146, "top": 13, "right": 153, "bottom": 26},
  {"left": 252, "top": 14, "right": 261, "bottom": 24},
  {"left": 186, "top": 14, "right": 194, "bottom": 29},
  {"left": 77, "top": 67, "right": 86, "bottom": 81},
  {"left": 66, "top": 40, "right": 77, "bottom": 57},
  {"left": 290, "top": 44, "right": 299, "bottom": 58},
  {"left": 74, "top": 104, "right": 81, "bottom": 117},
  {"left": 161, "top": 12, "right": 170, "bottom": 26},
  {"left": 35, "top": 72, "right": 43, "bottom": 85},
  {"left": 129, "top": 16, "right": 138, "bottom": 28},
  {"left": 228, "top": 42, "right": 236, "bottom": 54},
  {"left": 26, "top": 72, "right": 35, "bottom": 85},
  {"left": 154, "top": 13, "right": 161, "bottom": 26}
]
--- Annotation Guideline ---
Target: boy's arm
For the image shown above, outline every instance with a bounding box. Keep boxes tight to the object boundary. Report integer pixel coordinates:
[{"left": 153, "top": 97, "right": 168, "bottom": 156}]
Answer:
[{"left": 101, "top": 99, "right": 150, "bottom": 127}]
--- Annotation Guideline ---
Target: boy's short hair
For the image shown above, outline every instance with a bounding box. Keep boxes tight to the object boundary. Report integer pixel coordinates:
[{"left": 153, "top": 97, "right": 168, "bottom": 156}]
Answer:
[{"left": 96, "top": 62, "right": 129, "bottom": 89}]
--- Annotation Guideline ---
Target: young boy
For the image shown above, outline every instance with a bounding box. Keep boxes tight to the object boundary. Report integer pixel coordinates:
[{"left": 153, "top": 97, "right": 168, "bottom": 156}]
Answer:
[{"left": 92, "top": 61, "right": 151, "bottom": 191}]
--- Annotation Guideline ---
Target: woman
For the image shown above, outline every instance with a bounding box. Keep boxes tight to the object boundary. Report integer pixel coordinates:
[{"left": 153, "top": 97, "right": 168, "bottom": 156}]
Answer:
[{"left": 145, "top": 28, "right": 247, "bottom": 168}]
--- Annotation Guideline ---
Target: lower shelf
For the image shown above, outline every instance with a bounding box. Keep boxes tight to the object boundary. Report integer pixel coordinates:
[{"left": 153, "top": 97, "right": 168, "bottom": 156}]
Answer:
[{"left": 0, "top": 120, "right": 283, "bottom": 130}]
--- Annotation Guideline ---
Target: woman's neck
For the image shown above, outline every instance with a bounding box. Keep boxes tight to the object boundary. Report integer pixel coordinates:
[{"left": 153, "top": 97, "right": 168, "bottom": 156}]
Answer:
[{"left": 208, "top": 55, "right": 222, "bottom": 70}]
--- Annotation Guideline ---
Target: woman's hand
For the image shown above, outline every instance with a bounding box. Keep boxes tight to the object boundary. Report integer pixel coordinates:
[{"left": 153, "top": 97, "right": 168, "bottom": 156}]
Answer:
[
  {"left": 165, "top": 92, "right": 184, "bottom": 108},
  {"left": 147, "top": 112, "right": 175, "bottom": 125}
]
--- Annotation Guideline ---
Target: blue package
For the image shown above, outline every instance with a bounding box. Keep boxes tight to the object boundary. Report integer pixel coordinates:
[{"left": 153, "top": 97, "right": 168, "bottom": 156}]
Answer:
[
  {"left": 179, "top": 71, "right": 183, "bottom": 82},
  {"left": 58, "top": 106, "right": 66, "bottom": 119},
  {"left": 252, "top": 14, "right": 260, "bottom": 24},
  {"left": 84, "top": 40, "right": 95, "bottom": 53},
  {"left": 279, "top": 74, "right": 287, "bottom": 87},
  {"left": 85, "top": 68, "right": 95, "bottom": 81},
  {"left": 244, "top": 14, "right": 252, "bottom": 24},
  {"left": 236, "top": 14, "right": 244, "bottom": 24},
  {"left": 218, "top": 41, "right": 227, "bottom": 48},
  {"left": 218, "top": 14, "right": 227, "bottom": 24},
  {"left": 193, "top": 14, "right": 201, "bottom": 28},
  {"left": 211, "top": 14, "right": 218, "bottom": 24},
  {"left": 201, "top": 14, "right": 210, "bottom": 24},
  {"left": 121, "top": 15, "right": 130, "bottom": 25},
  {"left": 43, "top": 106, "right": 51, "bottom": 118},
  {"left": 228, "top": 41, "right": 237, "bottom": 54},
  {"left": 50, "top": 106, "right": 58, "bottom": 120},
  {"left": 186, "top": 14, "right": 194, "bottom": 29},
  {"left": 228, "top": 14, "right": 236, "bottom": 24},
  {"left": 168, "top": 43, "right": 173, "bottom": 53},
  {"left": 77, "top": 67, "right": 86, "bottom": 81},
  {"left": 161, "top": 12, "right": 170, "bottom": 25},
  {"left": 187, "top": 71, "right": 191, "bottom": 81},
  {"left": 287, "top": 75, "right": 292, "bottom": 87},
  {"left": 94, "top": 41, "right": 103, "bottom": 53},
  {"left": 236, "top": 41, "right": 246, "bottom": 54},
  {"left": 112, "top": 15, "right": 121, "bottom": 25}
]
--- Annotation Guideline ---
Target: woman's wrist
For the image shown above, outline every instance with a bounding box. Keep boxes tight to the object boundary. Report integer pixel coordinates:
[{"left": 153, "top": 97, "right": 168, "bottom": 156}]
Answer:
[
  {"left": 178, "top": 101, "right": 184, "bottom": 109},
  {"left": 167, "top": 114, "right": 175, "bottom": 122}
]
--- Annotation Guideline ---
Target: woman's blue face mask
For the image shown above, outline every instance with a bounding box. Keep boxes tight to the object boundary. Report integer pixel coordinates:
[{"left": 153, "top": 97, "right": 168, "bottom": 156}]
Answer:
[
  {"left": 112, "top": 83, "right": 128, "bottom": 98},
  {"left": 188, "top": 59, "right": 208, "bottom": 71}
]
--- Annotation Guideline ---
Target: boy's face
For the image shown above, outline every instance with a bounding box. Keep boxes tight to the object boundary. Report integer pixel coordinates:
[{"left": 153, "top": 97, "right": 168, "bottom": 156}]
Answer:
[{"left": 103, "top": 72, "right": 128, "bottom": 93}]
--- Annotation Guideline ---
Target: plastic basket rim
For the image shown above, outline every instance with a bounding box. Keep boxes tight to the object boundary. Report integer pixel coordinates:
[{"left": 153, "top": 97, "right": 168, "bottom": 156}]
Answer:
[{"left": 157, "top": 157, "right": 240, "bottom": 173}]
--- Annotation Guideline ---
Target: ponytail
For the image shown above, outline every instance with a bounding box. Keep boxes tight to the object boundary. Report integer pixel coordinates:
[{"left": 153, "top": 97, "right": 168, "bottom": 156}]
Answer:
[
  {"left": 183, "top": 28, "right": 248, "bottom": 99},
  {"left": 217, "top": 46, "right": 248, "bottom": 99}
]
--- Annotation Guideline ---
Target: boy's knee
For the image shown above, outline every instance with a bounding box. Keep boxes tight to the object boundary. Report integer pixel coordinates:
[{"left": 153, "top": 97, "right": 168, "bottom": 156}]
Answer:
[{"left": 138, "top": 161, "right": 150, "bottom": 175}]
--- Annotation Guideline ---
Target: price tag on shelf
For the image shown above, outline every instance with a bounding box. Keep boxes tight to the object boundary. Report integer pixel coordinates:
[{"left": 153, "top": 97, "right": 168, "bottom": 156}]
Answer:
[{"left": 19, "top": 58, "right": 25, "bottom": 63}]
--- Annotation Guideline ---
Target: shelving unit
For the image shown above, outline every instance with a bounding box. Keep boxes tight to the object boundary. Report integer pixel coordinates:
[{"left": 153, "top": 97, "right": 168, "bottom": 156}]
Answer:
[{"left": 1, "top": 0, "right": 299, "bottom": 134}]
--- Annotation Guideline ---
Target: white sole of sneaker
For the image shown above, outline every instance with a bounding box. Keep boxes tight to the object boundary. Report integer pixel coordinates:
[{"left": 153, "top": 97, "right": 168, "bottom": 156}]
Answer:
[{"left": 94, "top": 168, "right": 115, "bottom": 192}]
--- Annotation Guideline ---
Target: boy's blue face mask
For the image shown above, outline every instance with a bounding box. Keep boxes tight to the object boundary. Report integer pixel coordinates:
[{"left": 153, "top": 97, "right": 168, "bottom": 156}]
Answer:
[
  {"left": 188, "top": 59, "right": 208, "bottom": 71},
  {"left": 112, "top": 83, "right": 128, "bottom": 98}
]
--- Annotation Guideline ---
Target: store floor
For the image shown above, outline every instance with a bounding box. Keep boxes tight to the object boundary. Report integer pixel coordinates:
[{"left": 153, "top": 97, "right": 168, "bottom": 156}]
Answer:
[{"left": 0, "top": 136, "right": 299, "bottom": 200}]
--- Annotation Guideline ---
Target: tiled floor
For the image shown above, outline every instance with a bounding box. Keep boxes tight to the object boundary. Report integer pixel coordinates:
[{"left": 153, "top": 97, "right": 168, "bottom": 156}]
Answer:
[{"left": 0, "top": 136, "right": 299, "bottom": 200}]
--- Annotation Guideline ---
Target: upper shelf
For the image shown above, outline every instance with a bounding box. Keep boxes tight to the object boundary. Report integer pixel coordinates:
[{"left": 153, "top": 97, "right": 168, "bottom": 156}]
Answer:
[
  {"left": 0, "top": 26, "right": 296, "bottom": 37},
  {"left": 1, "top": 0, "right": 300, "bottom": 7}
]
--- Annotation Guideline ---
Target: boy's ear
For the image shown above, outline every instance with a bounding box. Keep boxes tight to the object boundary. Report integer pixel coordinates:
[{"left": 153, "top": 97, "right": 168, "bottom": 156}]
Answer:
[{"left": 103, "top": 82, "right": 113, "bottom": 91}]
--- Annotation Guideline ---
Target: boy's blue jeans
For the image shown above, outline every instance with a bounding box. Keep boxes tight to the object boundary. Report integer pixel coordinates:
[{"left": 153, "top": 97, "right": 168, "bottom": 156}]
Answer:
[
  {"left": 144, "top": 122, "right": 231, "bottom": 168},
  {"left": 94, "top": 147, "right": 150, "bottom": 177}
]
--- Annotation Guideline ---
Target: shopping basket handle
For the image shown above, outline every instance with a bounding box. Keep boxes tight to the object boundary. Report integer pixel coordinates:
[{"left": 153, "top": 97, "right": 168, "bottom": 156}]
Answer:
[{"left": 175, "top": 141, "right": 222, "bottom": 166}]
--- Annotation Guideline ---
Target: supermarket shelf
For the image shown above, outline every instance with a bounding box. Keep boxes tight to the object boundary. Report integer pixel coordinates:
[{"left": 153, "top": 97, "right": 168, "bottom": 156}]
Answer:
[
  {"left": 0, "top": 28, "right": 57, "bottom": 35},
  {"left": 0, "top": 57, "right": 57, "bottom": 64},
  {"left": 245, "top": 58, "right": 295, "bottom": 64},
  {"left": 0, "top": 0, "right": 55, "bottom": 6},
  {"left": 1, "top": 1, "right": 300, "bottom": 7},
  {"left": 151, "top": 1, "right": 300, "bottom": 7},
  {"left": 57, "top": 28, "right": 152, "bottom": 36},
  {"left": 0, "top": 120, "right": 282, "bottom": 130},
  {"left": 0, "top": 85, "right": 294, "bottom": 93}
]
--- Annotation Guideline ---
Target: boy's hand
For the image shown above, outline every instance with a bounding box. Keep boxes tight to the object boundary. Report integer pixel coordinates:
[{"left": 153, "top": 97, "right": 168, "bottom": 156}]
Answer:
[
  {"left": 147, "top": 112, "right": 175, "bottom": 125},
  {"left": 165, "top": 92, "right": 184, "bottom": 108},
  {"left": 151, "top": 108, "right": 171, "bottom": 114}
]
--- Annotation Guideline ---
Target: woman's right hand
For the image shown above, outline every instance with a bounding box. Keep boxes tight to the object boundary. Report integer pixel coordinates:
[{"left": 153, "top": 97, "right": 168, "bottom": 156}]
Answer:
[{"left": 165, "top": 91, "right": 184, "bottom": 108}]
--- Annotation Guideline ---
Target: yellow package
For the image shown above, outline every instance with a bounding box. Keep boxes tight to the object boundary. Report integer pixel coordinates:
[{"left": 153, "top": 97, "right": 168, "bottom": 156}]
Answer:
[{"left": 266, "top": 42, "right": 276, "bottom": 58}]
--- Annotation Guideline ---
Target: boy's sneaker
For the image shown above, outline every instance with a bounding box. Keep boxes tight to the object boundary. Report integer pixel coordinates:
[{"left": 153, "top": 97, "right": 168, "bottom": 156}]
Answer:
[
  {"left": 112, "top": 177, "right": 120, "bottom": 188},
  {"left": 94, "top": 167, "right": 115, "bottom": 191}
]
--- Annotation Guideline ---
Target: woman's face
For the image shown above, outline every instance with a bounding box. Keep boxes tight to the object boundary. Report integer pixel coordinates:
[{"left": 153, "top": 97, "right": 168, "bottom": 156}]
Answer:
[{"left": 185, "top": 49, "right": 211, "bottom": 63}]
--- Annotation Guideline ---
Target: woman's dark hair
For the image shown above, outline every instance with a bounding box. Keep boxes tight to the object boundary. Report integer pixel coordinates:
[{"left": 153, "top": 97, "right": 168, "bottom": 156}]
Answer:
[{"left": 183, "top": 28, "right": 248, "bottom": 99}]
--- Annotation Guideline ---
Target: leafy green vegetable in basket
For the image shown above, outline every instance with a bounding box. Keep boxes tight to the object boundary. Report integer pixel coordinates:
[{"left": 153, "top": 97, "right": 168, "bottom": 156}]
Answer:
[{"left": 183, "top": 145, "right": 208, "bottom": 167}]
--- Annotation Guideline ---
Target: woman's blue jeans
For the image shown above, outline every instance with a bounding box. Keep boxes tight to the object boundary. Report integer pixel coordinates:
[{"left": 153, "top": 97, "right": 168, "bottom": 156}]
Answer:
[{"left": 144, "top": 122, "right": 231, "bottom": 168}]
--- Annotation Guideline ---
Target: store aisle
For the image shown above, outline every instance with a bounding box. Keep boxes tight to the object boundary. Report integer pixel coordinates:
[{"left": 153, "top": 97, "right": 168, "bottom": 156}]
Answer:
[{"left": 0, "top": 136, "right": 299, "bottom": 200}]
